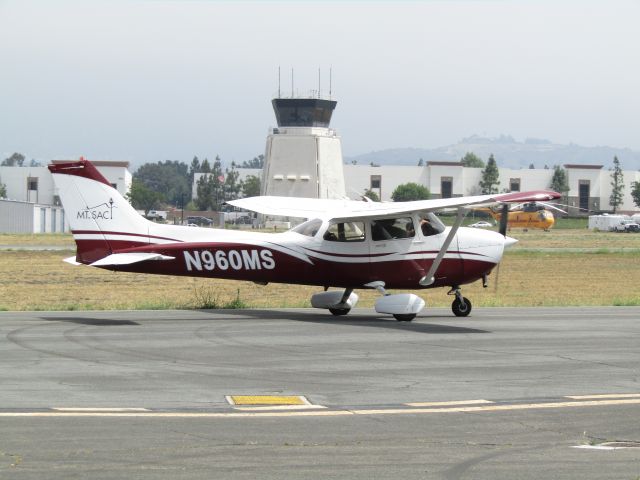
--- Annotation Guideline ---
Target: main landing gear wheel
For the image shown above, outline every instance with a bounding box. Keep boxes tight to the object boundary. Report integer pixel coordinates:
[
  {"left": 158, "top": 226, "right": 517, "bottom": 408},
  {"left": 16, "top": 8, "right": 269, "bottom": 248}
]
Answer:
[
  {"left": 452, "top": 297, "right": 472, "bottom": 317},
  {"left": 329, "top": 308, "right": 350, "bottom": 316},
  {"left": 393, "top": 314, "right": 416, "bottom": 322}
]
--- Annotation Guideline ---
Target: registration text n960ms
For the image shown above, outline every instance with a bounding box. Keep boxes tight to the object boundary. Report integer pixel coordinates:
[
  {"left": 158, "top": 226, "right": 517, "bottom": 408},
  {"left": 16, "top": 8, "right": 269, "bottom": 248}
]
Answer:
[{"left": 183, "top": 249, "right": 275, "bottom": 271}]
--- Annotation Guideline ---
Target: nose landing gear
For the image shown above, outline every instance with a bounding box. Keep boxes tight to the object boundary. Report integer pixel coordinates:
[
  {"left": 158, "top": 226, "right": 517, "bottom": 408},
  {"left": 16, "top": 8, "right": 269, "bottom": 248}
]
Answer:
[{"left": 448, "top": 286, "right": 472, "bottom": 317}]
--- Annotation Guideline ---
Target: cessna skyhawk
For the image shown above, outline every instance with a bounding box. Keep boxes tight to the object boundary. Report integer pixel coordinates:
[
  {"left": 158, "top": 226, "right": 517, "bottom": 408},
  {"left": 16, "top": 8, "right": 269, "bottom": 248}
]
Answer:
[{"left": 49, "top": 159, "right": 560, "bottom": 320}]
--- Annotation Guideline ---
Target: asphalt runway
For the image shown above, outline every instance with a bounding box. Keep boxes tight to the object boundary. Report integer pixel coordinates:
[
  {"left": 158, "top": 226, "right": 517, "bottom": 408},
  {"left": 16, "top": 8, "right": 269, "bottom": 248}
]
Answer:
[{"left": 1, "top": 306, "right": 639, "bottom": 479}]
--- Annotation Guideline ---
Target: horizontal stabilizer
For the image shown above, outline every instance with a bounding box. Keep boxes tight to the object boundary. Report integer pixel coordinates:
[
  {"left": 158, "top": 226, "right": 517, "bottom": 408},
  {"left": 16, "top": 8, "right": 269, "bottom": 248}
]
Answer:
[
  {"left": 64, "top": 256, "right": 82, "bottom": 266},
  {"left": 90, "top": 252, "right": 175, "bottom": 266}
]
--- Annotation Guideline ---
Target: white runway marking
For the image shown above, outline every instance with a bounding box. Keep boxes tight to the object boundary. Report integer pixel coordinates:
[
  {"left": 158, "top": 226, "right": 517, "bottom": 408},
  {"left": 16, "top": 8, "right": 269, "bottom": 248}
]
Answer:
[
  {"left": 53, "top": 407, "right": 151, "bottom": 412},
  {"left": 3, "top": 397, "right": 640, "bottom": 419},
  {"left": 405, "top": 399, "right": 493, "bottom": 407},
  {"left": 565, "top": 393, "right": 640, "bottom": 400}
]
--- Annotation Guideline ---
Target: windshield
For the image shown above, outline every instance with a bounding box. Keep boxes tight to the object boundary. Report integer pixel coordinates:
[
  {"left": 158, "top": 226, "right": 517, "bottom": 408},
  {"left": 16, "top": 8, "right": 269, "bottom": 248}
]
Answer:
[{"left": 291, "top": 218, "right": 323, "bottom": 237}]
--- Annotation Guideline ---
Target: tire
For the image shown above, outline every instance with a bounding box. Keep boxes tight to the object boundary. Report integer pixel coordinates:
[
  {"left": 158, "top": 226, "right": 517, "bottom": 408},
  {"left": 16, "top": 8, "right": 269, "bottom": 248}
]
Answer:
[
  {"left": 452, "top": 297, "right": 472, "bottom": 317},
  {"left": 393, "top": 314, "right": 416, "bottom": 322},
  {"left": 329, "top": 308, "right": 350, "bottom": 316}
]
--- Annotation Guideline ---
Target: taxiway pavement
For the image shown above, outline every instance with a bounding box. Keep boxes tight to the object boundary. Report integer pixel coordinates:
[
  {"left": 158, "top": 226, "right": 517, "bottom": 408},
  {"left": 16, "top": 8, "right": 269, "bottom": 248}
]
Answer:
[{"left": 1, "top": 307, "right": 639, "bottom": 479}]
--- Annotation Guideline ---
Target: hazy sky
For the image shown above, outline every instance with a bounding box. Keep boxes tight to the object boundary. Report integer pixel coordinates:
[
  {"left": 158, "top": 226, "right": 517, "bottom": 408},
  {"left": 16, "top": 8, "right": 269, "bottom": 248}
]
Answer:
[{"left": 1, "top": 0, "right": 639, "bottom": 168}]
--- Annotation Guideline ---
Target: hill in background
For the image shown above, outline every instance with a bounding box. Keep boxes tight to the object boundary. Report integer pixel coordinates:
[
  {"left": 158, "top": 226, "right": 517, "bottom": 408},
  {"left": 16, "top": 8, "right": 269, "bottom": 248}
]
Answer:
[{"left": 345, "top": 135, "right": 640, "bottom": 170}]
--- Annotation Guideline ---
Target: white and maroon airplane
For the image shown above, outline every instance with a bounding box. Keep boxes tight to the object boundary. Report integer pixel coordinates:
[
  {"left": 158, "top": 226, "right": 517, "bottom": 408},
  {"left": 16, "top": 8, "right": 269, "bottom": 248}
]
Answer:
[{"left": 49, "top": 159, "right": 560, "bottom": 321}]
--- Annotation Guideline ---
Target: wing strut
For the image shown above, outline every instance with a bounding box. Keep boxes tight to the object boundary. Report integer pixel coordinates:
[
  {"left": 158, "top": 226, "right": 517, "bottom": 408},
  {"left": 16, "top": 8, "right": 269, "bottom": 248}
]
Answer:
[{"left": 419, "top": 208, "right": 467, "bottom": 286}]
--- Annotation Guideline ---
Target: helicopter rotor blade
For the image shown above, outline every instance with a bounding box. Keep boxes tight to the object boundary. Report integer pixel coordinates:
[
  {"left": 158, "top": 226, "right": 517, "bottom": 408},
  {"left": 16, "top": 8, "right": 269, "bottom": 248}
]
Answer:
[{"left": 537, "top": 202, "right": 568, "bottom": 214}]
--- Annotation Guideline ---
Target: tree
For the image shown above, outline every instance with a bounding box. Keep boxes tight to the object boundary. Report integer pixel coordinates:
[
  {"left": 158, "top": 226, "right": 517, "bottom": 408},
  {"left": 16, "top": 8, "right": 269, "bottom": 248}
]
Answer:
[
  {"left": 134, "top": 160, "right": 190, "bottom": 207},
  {"left": 363, "top": 188, "right": 380, "bottom": 201},
  {"left": 0, "top": 180, "right": 6, "bottom": 198},
  {"left": 417, "top": 158, "right": 424, "bottom": 167},
  {"left": 242, "top": 175, "right": 261, "bottom": 197},
  {"left": 609, "top": 156, "right": 624, "bottom": 213},
  {"left": 461, "top": 152, "right": 485, "bottom": 168},
  {"left": 195, "top": 156, "right": 226, "bottom": 210},
  {"left": 200, "top": 158, "right": 211, "bottom": 173},
  {"left": 391, "top": 183, "right": 430, "bottom": 202},
  {"left": 631, "top": 181, "right": 640, "bottom": 209},
  {"left": 479, "top": 154, "right": 500, "bottom": 194},
  {"left": 223, "top": 162, "right": 242, "bottom": 203},
  {"left": 189, "top": 156, "right": 201, "bottom": 184},
  {"left": 549, "top": 165, "right": 569, "bottom": 201},
  {"left": 211, "top": 156, "right": 225, "bottom": 210},
  {"left": 1, "top": 152, "right": 25, "bottom": 166},
  {"left": 127, "top": 180, "right": 164, "bottom": 216},
  {"left": 195, "top": 175, "right": 214, "bottom": 210},
  {"left": 240, "top": 155, "right": 264, "bottom": 169}
]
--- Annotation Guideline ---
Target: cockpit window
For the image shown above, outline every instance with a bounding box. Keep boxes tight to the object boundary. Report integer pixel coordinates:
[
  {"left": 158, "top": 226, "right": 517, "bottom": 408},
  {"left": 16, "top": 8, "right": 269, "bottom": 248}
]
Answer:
[
  {"left": 418, "top": 213, "right": 445, "bottom": 236},
  {"left": 323, "top": 221, "right": 366, "bottom": 242},
  {"left": 371, "top": 217, "right": 415, "bottom": 241},
  {"left": 291, "top": 218, "right": 323, "bottom": 237}
]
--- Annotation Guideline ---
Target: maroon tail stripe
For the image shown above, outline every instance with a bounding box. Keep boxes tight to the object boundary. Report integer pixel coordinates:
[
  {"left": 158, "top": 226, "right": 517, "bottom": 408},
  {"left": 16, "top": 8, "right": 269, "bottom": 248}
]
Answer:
[
  {"left": 48, "top": 160, "right": 111, "bottom": 186},
  {"left": 71, "top": 230, "right": 183, "bottom": 243},
  {"left": 301, "top": 247, "right": 393, "bottom": 258}
]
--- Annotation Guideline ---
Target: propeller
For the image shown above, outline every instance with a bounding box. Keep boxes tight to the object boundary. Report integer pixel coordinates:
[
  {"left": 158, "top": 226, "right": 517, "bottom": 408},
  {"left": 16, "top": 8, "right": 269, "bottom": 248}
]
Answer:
[
  {"left": 498, "top": 203, "right": 509, "bottom": 237},
  {"left": 493, "top": 202, "right": 510, "bottom": 294}
]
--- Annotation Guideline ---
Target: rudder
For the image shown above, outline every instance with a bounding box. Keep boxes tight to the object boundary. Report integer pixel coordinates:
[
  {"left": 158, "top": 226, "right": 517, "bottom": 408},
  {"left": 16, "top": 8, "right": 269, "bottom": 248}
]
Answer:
[{"left": 49, "top": 159, "right": 151, "bottom": 264}]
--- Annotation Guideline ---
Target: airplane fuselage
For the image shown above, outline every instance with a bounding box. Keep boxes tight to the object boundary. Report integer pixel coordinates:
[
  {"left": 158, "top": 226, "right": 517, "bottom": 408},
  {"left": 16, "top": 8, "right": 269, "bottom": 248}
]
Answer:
[{"left": 85, "top": 221, "right": 507, "bottom": 290}]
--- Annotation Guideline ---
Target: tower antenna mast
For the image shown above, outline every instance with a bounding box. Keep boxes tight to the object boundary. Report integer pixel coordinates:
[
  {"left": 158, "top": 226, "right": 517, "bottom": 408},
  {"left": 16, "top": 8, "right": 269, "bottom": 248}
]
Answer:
[{"left": 329, "top": 67, "right": 332, "bottom": 98}]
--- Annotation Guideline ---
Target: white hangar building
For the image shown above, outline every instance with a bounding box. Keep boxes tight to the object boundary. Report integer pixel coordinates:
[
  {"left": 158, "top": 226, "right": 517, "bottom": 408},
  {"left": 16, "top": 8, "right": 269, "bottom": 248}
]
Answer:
[
  {"left": 344, "top": 162, "right": 640, "bottom": 215},
  {"left": 0, "top": 160, "right": 132, "bottom": 233}
]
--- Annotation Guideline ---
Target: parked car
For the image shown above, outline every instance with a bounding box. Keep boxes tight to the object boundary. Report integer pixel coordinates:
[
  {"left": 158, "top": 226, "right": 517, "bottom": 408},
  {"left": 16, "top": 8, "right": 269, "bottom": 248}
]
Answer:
[
  {"left": 615, "top": 220, "right": 640, "bottom": 232},
  {"left": 146, "top": 210, "right": 167, "bottom": 220},
  {"left": 469, "top": 221, "right": 493, "bottom": 228},
  {"left": 233, "top": 215, "right": 252, "bottom": 225},
  {"left": 186, "top": 216, "right": 213, "bottom": 226}
]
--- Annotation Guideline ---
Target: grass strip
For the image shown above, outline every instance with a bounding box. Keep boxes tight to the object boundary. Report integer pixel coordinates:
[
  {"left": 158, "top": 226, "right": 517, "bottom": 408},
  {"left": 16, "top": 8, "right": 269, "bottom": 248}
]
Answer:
[{"left": 1, "top": 249, "right": 638, "bottom": 311}]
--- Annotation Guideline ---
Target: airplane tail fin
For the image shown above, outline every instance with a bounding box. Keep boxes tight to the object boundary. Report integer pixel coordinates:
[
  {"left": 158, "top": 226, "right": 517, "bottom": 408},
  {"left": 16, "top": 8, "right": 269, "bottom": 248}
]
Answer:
[{"left": 49, "top": 159, "right": 153, "bottom": 264}]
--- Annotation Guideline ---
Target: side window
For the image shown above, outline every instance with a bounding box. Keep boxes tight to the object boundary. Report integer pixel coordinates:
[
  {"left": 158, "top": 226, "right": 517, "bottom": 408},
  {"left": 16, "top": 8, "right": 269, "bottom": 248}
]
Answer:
[
  {"left": 323, "top": 221, "right": 366, "bottom": 242},
  {"left": 371, "top": 217, "right": 415, "bottom": 241},
  {"left": 418, "top": 213, "right": 445, "bottom": 237}
]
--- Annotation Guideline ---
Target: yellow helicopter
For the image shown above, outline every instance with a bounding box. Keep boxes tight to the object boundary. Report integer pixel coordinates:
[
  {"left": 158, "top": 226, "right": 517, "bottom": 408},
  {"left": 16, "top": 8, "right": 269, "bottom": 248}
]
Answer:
[{"left": 478, "top": 202, "right": 567, "bottom": 231}]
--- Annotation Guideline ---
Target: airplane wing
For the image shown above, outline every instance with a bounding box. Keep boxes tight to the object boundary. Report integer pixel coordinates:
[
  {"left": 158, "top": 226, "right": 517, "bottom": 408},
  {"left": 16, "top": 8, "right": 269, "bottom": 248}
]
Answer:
[{"left": 227, "top": 190, "right": 561, "bottom": 221}]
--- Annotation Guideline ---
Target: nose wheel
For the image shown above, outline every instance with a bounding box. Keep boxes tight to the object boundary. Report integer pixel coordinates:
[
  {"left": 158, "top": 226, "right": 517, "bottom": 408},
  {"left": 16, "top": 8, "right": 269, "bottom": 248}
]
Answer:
[{"left": 449, "top": 287, "right": 472, "bottom": 317}]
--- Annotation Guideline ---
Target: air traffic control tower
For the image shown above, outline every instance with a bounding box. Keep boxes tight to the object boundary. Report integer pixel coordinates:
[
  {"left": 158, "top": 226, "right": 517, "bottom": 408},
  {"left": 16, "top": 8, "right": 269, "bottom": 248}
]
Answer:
[{"left": 261, "top": 96, "right": 346, "bottom": 199}]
